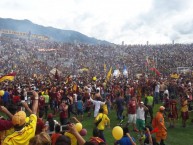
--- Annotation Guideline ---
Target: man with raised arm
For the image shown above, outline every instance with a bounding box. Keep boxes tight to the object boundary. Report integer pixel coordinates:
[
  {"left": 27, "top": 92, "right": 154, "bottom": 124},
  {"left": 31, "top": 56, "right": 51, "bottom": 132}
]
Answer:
[{"left": 3, "top": 91, "right": 39, "bottom": 145}]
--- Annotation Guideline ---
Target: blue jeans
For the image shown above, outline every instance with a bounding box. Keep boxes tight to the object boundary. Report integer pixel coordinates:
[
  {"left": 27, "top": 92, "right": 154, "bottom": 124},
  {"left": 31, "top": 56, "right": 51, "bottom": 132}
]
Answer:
[
  {"left": 117, "top": 108, "right": 124, "bottom": 120},
  {"left": 99, "top": 130, "right": 106, "bottom": 142},
  {"left": 125, "top": 95, "right": 131, "bottom": 103},
  {"left": 60, "top": 118, "right": 68, "bottom": 125},
  {"left": 154, "top": 92, "right": 159, "bottom": 104}
]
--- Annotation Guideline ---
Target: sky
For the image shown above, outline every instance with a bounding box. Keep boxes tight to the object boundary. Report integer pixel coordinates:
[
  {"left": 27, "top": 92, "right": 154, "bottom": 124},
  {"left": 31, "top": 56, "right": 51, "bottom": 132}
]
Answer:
[{"left": 0, "top": 0, "right": 193, "bottom": 44}]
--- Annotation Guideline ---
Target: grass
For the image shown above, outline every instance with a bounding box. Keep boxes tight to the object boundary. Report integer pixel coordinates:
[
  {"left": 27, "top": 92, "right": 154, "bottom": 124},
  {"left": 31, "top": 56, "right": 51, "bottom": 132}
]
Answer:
[
  {"left": 79, "top": 104, "right": 193, "bottom": 145},
  {"left": 1, "top": 104, "right": 193, "bottom": 145}
]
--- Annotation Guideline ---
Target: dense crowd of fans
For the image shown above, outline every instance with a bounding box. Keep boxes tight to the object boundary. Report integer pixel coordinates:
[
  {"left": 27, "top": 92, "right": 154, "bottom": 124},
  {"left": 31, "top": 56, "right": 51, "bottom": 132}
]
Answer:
[
  {"left": 1, "top": 34, "right": 193, "bottom": 78},
  {"left": 0, "top": 34, "right": 193, "bottom": 145}
]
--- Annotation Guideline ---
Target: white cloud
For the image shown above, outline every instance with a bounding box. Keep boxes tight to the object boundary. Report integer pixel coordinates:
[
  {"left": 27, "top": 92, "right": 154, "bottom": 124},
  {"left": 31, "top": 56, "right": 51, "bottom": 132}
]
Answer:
[{"left": 0, "top": 0, "right": 193, "bottom": 44}]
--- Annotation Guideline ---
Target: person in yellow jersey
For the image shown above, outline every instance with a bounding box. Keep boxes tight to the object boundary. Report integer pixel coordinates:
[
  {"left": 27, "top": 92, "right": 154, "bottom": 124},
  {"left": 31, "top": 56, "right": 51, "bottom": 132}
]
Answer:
[
  {"left": 94, "top": 108, "right": 110, "bottom": 143},
  {"left": 181, "top": 95, "right": 189, "bottom": 128},
  {"left": 64, "top": 131, "right": 77, "bottom": 145},
  {"left": 64, "top": 123, "right": 86, "bottom": 145},
  {"left": 3, "top": 91, "right": 39, "bottom": 145},
  {"left": 0, "top": 106, "right": 14, "bottom": 144},
  {"left": 102, "top": 101, "right": 108, "bottom": 115},
  {"left": 42, "top": 90, "right": 50, "bottom": 118},
  {"left": 144, "top": 91, "right": 154, "bottom": 124}
]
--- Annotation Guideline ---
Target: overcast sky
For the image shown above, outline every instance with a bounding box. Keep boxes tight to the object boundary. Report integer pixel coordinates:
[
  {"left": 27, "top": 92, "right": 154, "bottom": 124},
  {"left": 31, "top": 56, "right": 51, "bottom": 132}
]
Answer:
[{"left": 0, "top": 0, "right": 193, "bottom": 44}]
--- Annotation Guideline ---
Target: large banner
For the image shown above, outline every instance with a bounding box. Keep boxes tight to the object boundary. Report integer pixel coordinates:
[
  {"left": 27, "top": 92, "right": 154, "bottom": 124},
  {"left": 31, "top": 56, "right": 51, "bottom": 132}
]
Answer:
[{"left": 0, "top": 29, "right": 49, "bottom": 40}]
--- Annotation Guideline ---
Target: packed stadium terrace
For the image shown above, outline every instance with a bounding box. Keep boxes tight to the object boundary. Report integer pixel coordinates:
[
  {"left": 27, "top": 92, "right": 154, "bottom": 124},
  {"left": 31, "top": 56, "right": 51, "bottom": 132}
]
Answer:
[{"left": 0, "top": 34, "right": 193, "bottom": 79}]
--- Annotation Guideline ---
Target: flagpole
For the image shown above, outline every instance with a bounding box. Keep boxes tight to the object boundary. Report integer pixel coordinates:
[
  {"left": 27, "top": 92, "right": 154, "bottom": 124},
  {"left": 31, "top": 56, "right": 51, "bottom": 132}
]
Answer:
[
  {"left": 146, "top": 62, "right": 148, "bottom": 75},
  {"left": 153, "top": 56, "right": 156, "bottom": 77},
  {"left": 156, "top": 56, "right": 158, "bottom": 70},
  {"left": 146, "top": 41, "right": 148, "bottom": 77}
]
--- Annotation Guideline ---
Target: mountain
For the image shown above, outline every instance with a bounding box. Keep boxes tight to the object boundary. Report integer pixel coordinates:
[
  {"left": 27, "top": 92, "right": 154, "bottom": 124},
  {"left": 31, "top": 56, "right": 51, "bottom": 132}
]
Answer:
[{"left": 0, "top": 18, "right": 111, "bottom": 45}]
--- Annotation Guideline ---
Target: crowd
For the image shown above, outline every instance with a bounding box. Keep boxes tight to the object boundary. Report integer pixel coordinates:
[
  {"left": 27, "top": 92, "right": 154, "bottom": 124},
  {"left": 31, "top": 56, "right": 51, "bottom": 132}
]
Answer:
[
  {"left": 0, "top": 34, "right": 193, "bottom": 145},
  {"left": 1, "top": 34, "right": 193, "bottom": 77}
]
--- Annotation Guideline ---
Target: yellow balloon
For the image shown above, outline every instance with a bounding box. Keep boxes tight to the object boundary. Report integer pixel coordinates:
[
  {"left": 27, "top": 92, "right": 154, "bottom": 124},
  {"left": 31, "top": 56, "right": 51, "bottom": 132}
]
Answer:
[
  {"left": 0, "top": 90, "right": 5, "bottom": 96},
  {"left": 75, "top": 123, "right": 82, "bottom": 132},
  {"left": 93, "top": 76, "right": 97, "bottom": 81},
  {"left": 112, "top": 126, "right": 123, "bottom": 140}
]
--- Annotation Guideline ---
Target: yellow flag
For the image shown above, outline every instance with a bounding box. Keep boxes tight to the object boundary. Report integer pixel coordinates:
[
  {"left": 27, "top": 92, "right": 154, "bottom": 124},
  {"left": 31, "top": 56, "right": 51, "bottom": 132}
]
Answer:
[
  {"left": 72, "top": 83, "right": 77, "bottom": 92},
  {"left": 170, "top": 73, "right": 179, "bottom": 79},
  {"left": 104, "top": 63, "right": 106, "bottom": 71},
  {"left": 0, "top": 72, "right": 16, "bottom": 82},
  {"left": 80, "top": 68, "right": 89, "bottom": 72},
  {"left": 106, "top": 67, "right": 112, "bottom": 82}
]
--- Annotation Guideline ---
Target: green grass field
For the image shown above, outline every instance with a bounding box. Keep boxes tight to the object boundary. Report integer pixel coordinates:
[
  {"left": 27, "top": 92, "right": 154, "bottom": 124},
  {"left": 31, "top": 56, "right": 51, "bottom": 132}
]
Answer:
[{"left": 79, "top": 104, "right": 193, "bottom": 145}]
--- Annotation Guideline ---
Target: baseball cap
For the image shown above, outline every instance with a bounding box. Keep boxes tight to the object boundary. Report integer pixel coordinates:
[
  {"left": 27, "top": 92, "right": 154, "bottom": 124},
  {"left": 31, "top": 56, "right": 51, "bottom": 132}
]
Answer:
[
  {"left": 47, "top": 113, "right": 53, "bottom": 119},
  {"left": 159, "top": 106, "right": 165, "bottom": 111},
  {"left": 12, "top": 111, "right": 26, "bottom": 126}
]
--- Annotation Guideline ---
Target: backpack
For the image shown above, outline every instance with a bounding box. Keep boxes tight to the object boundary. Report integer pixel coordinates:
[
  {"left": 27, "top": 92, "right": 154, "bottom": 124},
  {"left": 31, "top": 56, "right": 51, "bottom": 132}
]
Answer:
[{"left": 95, "top": 115, "right": 104, "bottom": 127}]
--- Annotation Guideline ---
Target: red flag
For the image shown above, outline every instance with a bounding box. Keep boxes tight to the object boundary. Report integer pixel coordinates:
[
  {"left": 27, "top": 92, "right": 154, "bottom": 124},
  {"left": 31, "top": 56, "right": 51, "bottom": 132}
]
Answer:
[
  {"left": 150, "top": 67, "right": 160, "bottom": 76},
  {"left": 0, "top": 72, "right": 16, "bottom": 82},
  {"left": 150, "top": 127, "right": 159, "bottom": 134}
]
